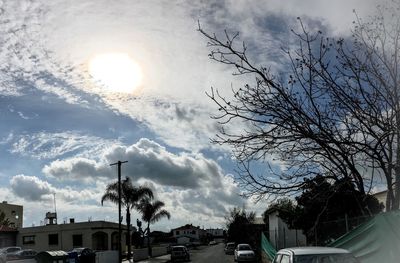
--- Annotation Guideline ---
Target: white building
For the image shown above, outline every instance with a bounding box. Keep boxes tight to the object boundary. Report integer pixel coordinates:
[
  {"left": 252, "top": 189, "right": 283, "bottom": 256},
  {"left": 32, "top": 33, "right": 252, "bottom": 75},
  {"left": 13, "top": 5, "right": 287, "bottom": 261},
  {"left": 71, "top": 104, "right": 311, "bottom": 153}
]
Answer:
[
  {"left": 206, "top": 228, "right": 224, "bottom": 237},
  {"left": 266, "top": 209, "right": 306, "bottom": 249},
  {"left": 172, "top": 224, "right": 207, "bottom": 244},
  {"left": 17, "top": 220, "right": 134, "bottom": 253}
]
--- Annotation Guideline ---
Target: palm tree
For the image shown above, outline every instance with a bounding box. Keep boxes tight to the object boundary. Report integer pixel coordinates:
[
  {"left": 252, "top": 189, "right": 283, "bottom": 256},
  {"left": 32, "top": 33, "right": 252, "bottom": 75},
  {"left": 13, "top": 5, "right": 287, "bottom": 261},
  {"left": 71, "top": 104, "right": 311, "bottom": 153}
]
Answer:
[
  {"left": 101, "top": 177, "right": 153, "bottom": 260},
  {"left": 137, "top": 197, "right": 171, "bottom": 257}
]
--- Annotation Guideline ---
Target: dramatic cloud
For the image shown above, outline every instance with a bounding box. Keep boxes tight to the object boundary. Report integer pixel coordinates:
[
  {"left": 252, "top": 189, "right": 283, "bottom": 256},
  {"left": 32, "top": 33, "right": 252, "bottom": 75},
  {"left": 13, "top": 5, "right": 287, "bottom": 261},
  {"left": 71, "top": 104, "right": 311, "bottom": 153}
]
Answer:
[
  {"left": 10, "top": 174, "right": 54, "bottom": 201},
  {"left": 10, "top": 174, "right": 102, "bottom": 203},
  {"left": 43, "top": 138, "right": 227, "bottom": 189}
]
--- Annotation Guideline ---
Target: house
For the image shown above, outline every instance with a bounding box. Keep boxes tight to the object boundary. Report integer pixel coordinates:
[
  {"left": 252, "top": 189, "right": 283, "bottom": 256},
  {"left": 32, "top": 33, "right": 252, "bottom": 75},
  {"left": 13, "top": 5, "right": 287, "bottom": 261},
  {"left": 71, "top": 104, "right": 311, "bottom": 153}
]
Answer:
[
  {"left": 172, "top": 224, "right": 207, "bottom": 244},
  {"left": 206, "top": 228, "right": 224, "bottom": 238},
  {"left": 0, "top": 225, "right": 18, "bottom": 248},
  {"left": 17, "top": 219, "right": 133, "bottom": 252}
]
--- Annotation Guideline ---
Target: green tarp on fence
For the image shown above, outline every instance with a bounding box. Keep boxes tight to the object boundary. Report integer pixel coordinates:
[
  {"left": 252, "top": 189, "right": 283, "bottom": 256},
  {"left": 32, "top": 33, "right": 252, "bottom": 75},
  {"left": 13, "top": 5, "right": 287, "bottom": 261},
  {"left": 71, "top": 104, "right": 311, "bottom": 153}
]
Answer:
[
  {"left": 261, "top": 232, "right": 277, "bottom": 261},
  {"left": 329, "top": 210, "right": 400, "bottom": 263}
]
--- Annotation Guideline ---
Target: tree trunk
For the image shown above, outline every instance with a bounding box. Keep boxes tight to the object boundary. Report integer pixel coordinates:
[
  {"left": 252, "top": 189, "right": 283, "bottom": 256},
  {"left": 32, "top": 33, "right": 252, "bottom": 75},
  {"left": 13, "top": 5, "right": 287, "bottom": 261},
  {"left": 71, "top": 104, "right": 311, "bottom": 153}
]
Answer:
[
  {"left": 147, "top": 223, "right": 152, "bottom": 257},
  {"left": 126, "top": 207, "right": 131, "bottom": 260}
]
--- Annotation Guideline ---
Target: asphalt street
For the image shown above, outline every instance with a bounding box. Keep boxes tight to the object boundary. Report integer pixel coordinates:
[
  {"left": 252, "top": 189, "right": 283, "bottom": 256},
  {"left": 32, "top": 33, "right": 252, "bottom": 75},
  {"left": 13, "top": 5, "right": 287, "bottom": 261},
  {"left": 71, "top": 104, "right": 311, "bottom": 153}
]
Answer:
[{"left": 137, "top": 243, "right": 235, "bottom": 263}]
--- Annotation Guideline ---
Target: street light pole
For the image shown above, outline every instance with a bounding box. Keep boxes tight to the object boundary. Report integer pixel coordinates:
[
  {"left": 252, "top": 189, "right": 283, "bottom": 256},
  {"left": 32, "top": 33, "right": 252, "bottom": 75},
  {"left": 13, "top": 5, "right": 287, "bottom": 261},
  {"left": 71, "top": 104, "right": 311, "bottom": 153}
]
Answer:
[{"left": 110, "top": 160, "right": 128, "bottom": 263}]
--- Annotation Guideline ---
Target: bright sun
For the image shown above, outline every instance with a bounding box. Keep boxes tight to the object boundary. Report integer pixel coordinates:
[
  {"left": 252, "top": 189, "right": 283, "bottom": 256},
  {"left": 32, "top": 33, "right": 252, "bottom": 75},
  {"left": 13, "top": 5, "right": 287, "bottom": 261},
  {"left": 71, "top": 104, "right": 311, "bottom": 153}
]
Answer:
[{"left": 89, "top": 53, "right": 143, "bottom": 93}]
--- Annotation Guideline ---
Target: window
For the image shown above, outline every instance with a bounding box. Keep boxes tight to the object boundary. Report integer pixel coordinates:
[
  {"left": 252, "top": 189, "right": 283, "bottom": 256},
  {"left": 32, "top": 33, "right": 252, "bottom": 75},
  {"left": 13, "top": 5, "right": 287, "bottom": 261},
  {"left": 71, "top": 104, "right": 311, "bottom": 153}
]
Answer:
[
  {"left": 280, "top": 254, "right": 290, "bottom": 263},
  {"left": 48, "top": 234, "right": 58, "bottom": 245},
  {"left": 176, "top": 230, "right": 180, "bottom": 235},
  {"left": 23, "top": 236, "right": 35, "bottom": 245},
  {"left": 73, "top": 234, "right": 83, "bottom": 247}
]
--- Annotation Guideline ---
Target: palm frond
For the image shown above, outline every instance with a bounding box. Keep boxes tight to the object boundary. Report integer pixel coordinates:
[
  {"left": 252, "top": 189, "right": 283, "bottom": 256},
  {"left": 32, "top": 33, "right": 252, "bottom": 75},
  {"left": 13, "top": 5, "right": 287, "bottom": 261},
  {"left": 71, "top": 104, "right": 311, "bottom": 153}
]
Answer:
[
  {"left": 101, "top": 192, "right": 119, "bottom": 205},
  {"left": 151, "top": 210, "right": 171, "bottom": 223}
]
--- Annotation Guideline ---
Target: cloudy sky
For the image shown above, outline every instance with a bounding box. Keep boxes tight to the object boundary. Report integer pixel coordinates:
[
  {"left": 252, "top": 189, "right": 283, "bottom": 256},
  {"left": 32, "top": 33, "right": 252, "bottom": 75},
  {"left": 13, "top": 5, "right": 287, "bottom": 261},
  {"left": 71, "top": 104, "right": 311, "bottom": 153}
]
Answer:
[{"left": 0, "top": 0, "right": 380, "bottom": 231}]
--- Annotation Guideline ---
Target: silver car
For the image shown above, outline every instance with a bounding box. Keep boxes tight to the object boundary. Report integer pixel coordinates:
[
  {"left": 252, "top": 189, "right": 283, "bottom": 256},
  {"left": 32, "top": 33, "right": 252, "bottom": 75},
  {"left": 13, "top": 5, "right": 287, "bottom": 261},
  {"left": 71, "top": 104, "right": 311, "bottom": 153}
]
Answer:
[{"left": 234, "top": 244, "right": 256, "bottom": 262}]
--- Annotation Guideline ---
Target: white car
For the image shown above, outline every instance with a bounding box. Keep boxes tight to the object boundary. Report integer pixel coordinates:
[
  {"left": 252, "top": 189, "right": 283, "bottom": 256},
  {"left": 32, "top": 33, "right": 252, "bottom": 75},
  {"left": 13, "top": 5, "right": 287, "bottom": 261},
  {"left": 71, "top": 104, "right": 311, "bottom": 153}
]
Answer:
[
  {"left": 234, "top": 243, "right": 256, "bottom": 262},
  {"left": 0, "top": 247, "right": 21, "bottom": 263},
  {"left": 273, "top": 247, "right": 360, "bottom": 263}
]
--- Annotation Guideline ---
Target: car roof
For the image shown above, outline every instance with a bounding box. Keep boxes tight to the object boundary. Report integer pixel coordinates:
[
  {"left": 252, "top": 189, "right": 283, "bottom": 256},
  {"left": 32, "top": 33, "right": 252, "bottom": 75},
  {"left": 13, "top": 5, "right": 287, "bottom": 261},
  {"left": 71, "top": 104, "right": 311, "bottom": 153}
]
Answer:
[
  {"left": 277, "top": 247, "right": 351, "bottom": 255},
  {"left": 171, "top": 246, "right": 186, "bottom": 248}
]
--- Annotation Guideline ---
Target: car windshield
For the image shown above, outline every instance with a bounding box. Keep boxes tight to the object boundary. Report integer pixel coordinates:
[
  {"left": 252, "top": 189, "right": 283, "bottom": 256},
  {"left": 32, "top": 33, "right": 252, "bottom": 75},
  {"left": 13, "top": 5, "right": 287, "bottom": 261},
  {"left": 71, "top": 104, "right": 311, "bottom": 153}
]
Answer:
[
  {"left": 172, "top": 247, "right": 185, "bottom": 252},
  {"left": 238, "top": 245, "right": 252, "bottom": 251},
  {"left": 294, "top": 253, "right": 359, "bottom": 263}
]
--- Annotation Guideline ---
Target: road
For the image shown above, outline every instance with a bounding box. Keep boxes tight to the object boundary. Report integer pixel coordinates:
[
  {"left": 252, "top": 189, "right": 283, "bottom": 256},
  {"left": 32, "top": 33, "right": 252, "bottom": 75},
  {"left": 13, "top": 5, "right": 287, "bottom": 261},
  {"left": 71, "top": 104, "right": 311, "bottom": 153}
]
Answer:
[
  {"left": 138, "top": 243, "right": 235, "bottom": 263},
  {"left": 190, "top": 243, "right": 234, "bottom": 263}
]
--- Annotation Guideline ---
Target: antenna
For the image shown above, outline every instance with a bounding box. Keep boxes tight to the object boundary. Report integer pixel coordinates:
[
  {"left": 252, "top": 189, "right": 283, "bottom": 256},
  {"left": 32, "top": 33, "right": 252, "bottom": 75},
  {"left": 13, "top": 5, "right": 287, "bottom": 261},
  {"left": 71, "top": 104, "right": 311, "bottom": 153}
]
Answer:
[{"left": 53, "top": 193, "right": 57, "bottom": 214}]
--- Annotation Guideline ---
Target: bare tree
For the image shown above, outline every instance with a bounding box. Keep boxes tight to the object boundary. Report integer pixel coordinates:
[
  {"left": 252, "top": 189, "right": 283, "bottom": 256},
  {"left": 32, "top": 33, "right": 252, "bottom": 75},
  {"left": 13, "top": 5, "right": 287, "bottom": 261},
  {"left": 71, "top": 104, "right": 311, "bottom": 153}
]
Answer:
[{"left": 199, "top": 2, "right": 400, "bottom": 210}]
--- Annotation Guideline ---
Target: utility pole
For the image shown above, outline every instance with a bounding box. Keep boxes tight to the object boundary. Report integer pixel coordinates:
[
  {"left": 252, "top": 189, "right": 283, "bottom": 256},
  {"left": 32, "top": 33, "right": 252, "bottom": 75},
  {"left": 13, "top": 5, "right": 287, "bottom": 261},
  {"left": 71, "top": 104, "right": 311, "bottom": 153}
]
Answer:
[{"left": 110, "top": 160, "right": 128, "bottom": 263}]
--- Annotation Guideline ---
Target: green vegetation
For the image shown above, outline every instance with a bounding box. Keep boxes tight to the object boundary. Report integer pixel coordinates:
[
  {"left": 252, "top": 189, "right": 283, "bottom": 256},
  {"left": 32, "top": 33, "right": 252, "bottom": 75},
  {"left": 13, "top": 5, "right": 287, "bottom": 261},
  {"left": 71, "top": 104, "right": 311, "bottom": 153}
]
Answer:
[{"left": 101, "top": 177, "right": 153, "bottom": 259}]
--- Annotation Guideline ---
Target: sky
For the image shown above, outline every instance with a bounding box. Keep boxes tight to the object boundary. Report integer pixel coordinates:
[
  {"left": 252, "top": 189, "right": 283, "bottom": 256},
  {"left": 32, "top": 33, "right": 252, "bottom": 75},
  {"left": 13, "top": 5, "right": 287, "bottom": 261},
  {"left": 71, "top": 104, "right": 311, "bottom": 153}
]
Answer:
[{"left": 0, "top": 0, "right": 381, "bottom": 231}]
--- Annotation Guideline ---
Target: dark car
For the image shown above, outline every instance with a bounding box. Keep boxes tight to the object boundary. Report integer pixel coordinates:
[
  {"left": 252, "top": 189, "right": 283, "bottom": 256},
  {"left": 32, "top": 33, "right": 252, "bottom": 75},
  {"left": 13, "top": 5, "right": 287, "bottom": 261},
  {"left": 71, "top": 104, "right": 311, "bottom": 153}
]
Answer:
[
  {"left": 69, "top": 248, "right": 96, "bottom": 263},
  {"left": 7, "top": 249, "right": 37, "bottom": 261},
  {"left": 171, "top": 245, "right": 190, "bottom": 262},
  {"left": 224, "top": 242, "right": 235, "bottom": 255}
]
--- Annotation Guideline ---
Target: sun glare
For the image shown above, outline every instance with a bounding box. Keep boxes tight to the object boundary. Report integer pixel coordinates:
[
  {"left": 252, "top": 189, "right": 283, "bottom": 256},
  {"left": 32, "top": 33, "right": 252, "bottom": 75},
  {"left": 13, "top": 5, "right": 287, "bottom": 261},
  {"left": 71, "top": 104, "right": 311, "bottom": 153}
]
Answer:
[{"left": 89, "top": 53, "right": 143, "bottom": 93}]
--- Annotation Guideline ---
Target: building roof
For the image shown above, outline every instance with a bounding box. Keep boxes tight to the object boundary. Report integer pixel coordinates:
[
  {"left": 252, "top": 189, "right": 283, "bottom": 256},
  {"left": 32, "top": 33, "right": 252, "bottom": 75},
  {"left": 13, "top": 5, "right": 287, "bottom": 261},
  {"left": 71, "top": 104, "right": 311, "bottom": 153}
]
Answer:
[
  {"left": 0, "top": 225, "right": 18, "bottom": 232},
  {"left": 172, "top": 224, "right": 202, "bottom": 231},
  {"left": 19, "top": 220, "right": 134, "bottom": 233}
]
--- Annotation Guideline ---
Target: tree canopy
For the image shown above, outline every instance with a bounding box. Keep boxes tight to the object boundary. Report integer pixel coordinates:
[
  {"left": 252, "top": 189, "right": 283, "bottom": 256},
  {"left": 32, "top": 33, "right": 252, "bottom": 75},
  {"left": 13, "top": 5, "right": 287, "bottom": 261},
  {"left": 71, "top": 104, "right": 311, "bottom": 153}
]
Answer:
[
  {"left": 101, "top": 177, "right": 153, "bottom": 260},
  {"left": 225, "top": 207, "right": 256, "bottom": 245},
  {"left": 264, "top": 176, "right": 383, "bottom": 244},
  {"left": 0, "top": 210, "right": 11, "bottom": 227},
  {"left": 200, "top": 1, "right": 400, "bottom": 210},
  {"left": 137, "top": 197, "right": 170, "bottom": 257}
]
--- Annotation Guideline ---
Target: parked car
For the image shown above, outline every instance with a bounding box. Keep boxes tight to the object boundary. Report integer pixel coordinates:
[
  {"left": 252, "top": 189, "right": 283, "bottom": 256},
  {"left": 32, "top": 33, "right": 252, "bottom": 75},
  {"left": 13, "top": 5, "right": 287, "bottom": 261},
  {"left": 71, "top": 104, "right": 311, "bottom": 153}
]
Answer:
[
  {"left": 0, "top": 247, "right": 21, "bottom": 263},
  {"left": 167, "top": 244, "right": 175, "bottom": 254},
  {"left": 69, "top": 248, "right": 96, "bottom": 263},
  {"left": 224, "top": 242, "right": 235, "bottom": 254},
  {"left": 234, "top": 243, "right": 256, "bottom": 262},
  {"left": 171, "top": 245, "right": 190, "bottom": 262},
  {"left": 208, "top": 240, "right": 217, "bottom": 245},
  {"left": 7, "top": 249, "right": 37, "bottom": 261},
  {"left": 273, "top": 247, "right": 360, "bottom": 263}
]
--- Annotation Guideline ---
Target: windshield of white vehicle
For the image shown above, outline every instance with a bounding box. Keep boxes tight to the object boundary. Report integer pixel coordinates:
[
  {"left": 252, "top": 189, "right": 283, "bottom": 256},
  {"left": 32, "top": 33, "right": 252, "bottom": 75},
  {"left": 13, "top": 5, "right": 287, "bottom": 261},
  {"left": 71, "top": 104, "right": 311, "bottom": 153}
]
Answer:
[
  {"left": 238, "top": 245, "right": 252, "bottom": 251},
  {"left": 294, "top": 253, "right": 359, "bottom": 263}
]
